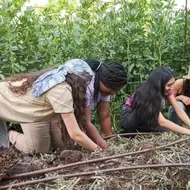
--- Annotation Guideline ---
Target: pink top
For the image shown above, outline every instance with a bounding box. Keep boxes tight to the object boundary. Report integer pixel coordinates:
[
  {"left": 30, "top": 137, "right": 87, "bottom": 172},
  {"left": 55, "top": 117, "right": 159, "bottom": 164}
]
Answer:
[{"left": 125, "top": 89, "right": 173, "bottom": 107}]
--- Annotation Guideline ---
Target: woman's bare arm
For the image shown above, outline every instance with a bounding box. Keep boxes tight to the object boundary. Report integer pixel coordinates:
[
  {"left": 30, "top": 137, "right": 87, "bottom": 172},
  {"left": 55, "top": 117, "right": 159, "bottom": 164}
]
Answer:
[
  {"left": 158, "top": 112, "right": 190, "bottom": 134},
  {"left": 61, "top": 112, "right": 98, "bottom": 150}
]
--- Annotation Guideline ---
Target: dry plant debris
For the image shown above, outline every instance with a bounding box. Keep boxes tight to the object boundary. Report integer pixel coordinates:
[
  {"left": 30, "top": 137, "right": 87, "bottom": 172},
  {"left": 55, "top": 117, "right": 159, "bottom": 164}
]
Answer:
[{"left": 0, "top": 133, "right": 190, "bottom": 190}]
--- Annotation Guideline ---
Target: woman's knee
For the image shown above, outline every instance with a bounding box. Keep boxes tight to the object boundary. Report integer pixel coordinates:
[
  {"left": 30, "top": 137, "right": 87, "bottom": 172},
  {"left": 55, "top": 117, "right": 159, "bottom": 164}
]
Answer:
[
  {"left": 169, "top": 101, "right": 185, "bottom": 111},
  {"left": 176, "top": 101, "right": 186, "bottom": 110},
  {"left": 120, "top": 109, "right": 137, "bottom": 133},
  {"left": 20, "top": 122, "right": 51, "bottom": 154},
  {"left": 9, "top": 130, "right": 50, "bottom": 154}
]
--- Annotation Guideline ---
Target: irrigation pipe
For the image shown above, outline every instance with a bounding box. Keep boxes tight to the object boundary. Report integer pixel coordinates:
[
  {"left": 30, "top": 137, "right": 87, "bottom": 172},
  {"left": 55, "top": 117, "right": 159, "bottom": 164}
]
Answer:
[
  {"left": 1, "top": 163, "right": 190, "bottom": 189},
  {"left": 103, "top": 132, "right": 162, "bottom": 140},
  {"left": 4, "top": 137, "right": 189, "bottom": 181}
]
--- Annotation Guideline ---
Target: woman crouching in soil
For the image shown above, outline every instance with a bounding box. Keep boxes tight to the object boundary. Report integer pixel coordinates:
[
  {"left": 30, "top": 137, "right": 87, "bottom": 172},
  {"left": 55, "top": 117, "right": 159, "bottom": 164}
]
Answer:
[
  {"left": 0, "top": 59, "right": 127, "bottom": 153},
  {"left": 168, "top": 67, "right": 190, "bottom": 125},
  {"left": 120, "top": 66, "right": 190, "bottom": 134}
]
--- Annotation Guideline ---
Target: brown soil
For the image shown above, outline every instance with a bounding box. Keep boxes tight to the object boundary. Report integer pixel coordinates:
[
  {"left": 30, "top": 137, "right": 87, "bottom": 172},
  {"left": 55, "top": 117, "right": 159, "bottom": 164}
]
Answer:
[
  {"left": 0, "top": 147, "right": 22, "bottom": 181},
  {"left": 0, "top": 133, "right": 190, "bottom": 189}
]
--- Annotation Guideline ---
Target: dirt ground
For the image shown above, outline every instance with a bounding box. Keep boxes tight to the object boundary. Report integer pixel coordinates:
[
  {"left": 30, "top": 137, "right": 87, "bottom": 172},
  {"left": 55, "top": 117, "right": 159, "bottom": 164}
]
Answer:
[{"left": 0, "top": 133, "right": 190, "bottom": 190}]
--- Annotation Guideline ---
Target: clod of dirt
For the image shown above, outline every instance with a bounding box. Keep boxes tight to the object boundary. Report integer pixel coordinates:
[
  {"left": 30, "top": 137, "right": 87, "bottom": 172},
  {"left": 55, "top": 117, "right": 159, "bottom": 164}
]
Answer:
[
  {"left": 9, "top": 158, "right": 47, "bottom": 175},
  {"left": 60, "top": 150, "right": 83, "bottom": 163},
  {"left": 0, "top": 146, "right": 22, "bottom": 181}
]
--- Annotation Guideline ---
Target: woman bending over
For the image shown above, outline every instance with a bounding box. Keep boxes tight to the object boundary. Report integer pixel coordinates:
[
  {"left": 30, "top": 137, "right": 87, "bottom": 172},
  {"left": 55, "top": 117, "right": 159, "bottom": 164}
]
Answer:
[{"left": 120, "top": 66, "right": 190, "bottom": 135}]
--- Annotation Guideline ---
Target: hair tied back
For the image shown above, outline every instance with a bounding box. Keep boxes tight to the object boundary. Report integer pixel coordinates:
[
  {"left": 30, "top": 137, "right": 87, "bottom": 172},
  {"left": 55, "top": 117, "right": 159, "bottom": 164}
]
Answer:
[
  {"left": 95, "top": 62, "right": 102, "bottom": 71},
  {"left": 164, "top": 66, "right": 173, "bottom": 76}
]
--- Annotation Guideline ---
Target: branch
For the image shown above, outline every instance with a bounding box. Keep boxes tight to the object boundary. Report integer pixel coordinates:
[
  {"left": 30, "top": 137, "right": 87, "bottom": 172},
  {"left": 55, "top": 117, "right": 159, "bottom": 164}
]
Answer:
[
  {"left": 1, "top": 163, "right": 190, "bottom": 189},
  {"left": 4, "top": 137, "right": 189, "bottom": 180},
  {"left": 104, "top": 132, "right": 162, "bottom": 140}
]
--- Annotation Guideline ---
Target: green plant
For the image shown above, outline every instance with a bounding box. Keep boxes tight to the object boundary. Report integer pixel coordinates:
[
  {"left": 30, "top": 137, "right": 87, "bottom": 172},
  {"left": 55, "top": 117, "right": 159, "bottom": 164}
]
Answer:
[{"left": 0, "top": 0, "right": 189, "bottom": 130}]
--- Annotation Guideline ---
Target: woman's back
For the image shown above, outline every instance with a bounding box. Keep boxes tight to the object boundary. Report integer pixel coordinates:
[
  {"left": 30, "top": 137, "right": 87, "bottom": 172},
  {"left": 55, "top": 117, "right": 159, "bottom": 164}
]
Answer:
[{"left": 0, "top": 81, "right": 73, "bottom": 123}]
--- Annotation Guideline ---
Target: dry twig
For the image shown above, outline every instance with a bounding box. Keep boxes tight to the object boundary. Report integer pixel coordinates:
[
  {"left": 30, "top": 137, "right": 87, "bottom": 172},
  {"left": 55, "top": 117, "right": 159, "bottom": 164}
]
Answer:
[
  {"left": 4, "top": 138, "right": 188, "bottom": 180},
  {"left": 0, "top": 163, "right": 190, "bottom": 189}
]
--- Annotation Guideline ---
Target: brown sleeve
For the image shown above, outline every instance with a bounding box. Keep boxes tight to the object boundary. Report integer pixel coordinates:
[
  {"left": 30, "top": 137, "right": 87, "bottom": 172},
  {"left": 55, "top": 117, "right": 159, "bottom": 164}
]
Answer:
[{"left": 46, "top": 83, "right": 74, "bottom": 113}]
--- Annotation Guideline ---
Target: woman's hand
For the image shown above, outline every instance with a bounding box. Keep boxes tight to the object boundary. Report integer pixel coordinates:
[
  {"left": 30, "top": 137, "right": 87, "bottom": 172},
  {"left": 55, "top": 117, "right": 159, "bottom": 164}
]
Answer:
[
  {"left": 61, "top": 112, "right": 98, "bottom": 150},
  {"left": 178, "top": 95, "right": 190, "bottom": 106},
  {"left": 158, "top": 112, "right": 190, "bottom": 135},
  {"left": 85, "top": 120, "right": 108, "bottom": 149},
  {"left": 85, "top": 106, "right": 108, "bottom": 149},
  {"left": 168, "top": 94, "right": 190, "bottom": 127}
]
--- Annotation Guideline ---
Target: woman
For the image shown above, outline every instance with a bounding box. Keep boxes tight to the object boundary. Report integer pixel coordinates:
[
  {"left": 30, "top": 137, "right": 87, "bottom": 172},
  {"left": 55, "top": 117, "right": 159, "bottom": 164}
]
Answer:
[
  {"left": 120, "top": 66, "right": 190, "bottom": 134},
  {"left": 0, "top": 59, "right": 127, "bottom": 153},
  {"left": 168, "top": 67, "right": 190, "bottom": 125}
]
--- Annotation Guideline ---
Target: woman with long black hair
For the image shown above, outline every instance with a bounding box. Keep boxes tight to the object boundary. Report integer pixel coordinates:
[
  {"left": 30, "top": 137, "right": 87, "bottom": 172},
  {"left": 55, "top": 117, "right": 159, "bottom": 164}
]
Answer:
[
  {"left": 0, "top": 59, "right": 127, "bottom": 153},
  {"left": 120, "top": 66, "right": 190, "bottom": 134}
]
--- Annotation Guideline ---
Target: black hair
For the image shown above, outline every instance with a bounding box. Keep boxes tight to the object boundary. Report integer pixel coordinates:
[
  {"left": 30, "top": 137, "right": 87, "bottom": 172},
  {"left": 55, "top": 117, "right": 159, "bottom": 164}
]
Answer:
[
  {"left": 183, "top": 79, "right": 190, "bottom": 97},
  {"left": 131, "top": 66, "right": 174, "bottom": 127},
  {"left": 84, "top": 59, "right": 127, "bottom": 103}
]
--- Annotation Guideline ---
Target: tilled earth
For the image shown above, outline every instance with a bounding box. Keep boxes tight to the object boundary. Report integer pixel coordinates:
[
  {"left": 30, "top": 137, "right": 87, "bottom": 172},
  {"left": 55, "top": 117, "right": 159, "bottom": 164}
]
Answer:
[{"left": 1, "top": 133, "right": 190, "bottom": 190}]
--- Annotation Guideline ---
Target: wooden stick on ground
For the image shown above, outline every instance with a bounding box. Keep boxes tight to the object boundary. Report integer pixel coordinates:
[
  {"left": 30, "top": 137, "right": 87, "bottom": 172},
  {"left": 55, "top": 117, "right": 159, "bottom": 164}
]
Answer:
[
  {"left": 4, "top": 137, "right": 189, "bottom": 180},
  {"left": 1, "top": 163, "right": 190, "bottom": 190},
  {"left": 103, "top": 132, "right": 162, "bottom": 140}
]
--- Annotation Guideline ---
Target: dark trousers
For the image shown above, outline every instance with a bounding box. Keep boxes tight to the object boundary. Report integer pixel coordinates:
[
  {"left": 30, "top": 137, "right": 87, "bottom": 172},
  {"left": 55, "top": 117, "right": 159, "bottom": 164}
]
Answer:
[
  {"left": 120, "top": 106, "right": 168, "bottom": 133},
  {"left": 0, "top": 120, "right": 9, "bottom": 148}
]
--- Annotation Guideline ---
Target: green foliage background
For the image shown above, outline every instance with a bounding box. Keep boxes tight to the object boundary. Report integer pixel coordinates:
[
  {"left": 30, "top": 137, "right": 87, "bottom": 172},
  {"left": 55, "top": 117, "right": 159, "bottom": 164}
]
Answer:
[{"left": 0, "top": 0, "right": 189, "bottom": 130}]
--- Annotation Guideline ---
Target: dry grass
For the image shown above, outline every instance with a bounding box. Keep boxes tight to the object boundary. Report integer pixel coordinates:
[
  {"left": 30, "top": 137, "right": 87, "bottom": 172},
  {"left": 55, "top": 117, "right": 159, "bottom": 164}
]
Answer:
[{"left": 1, "top": 132, "right": 190, "bottom": 190}]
